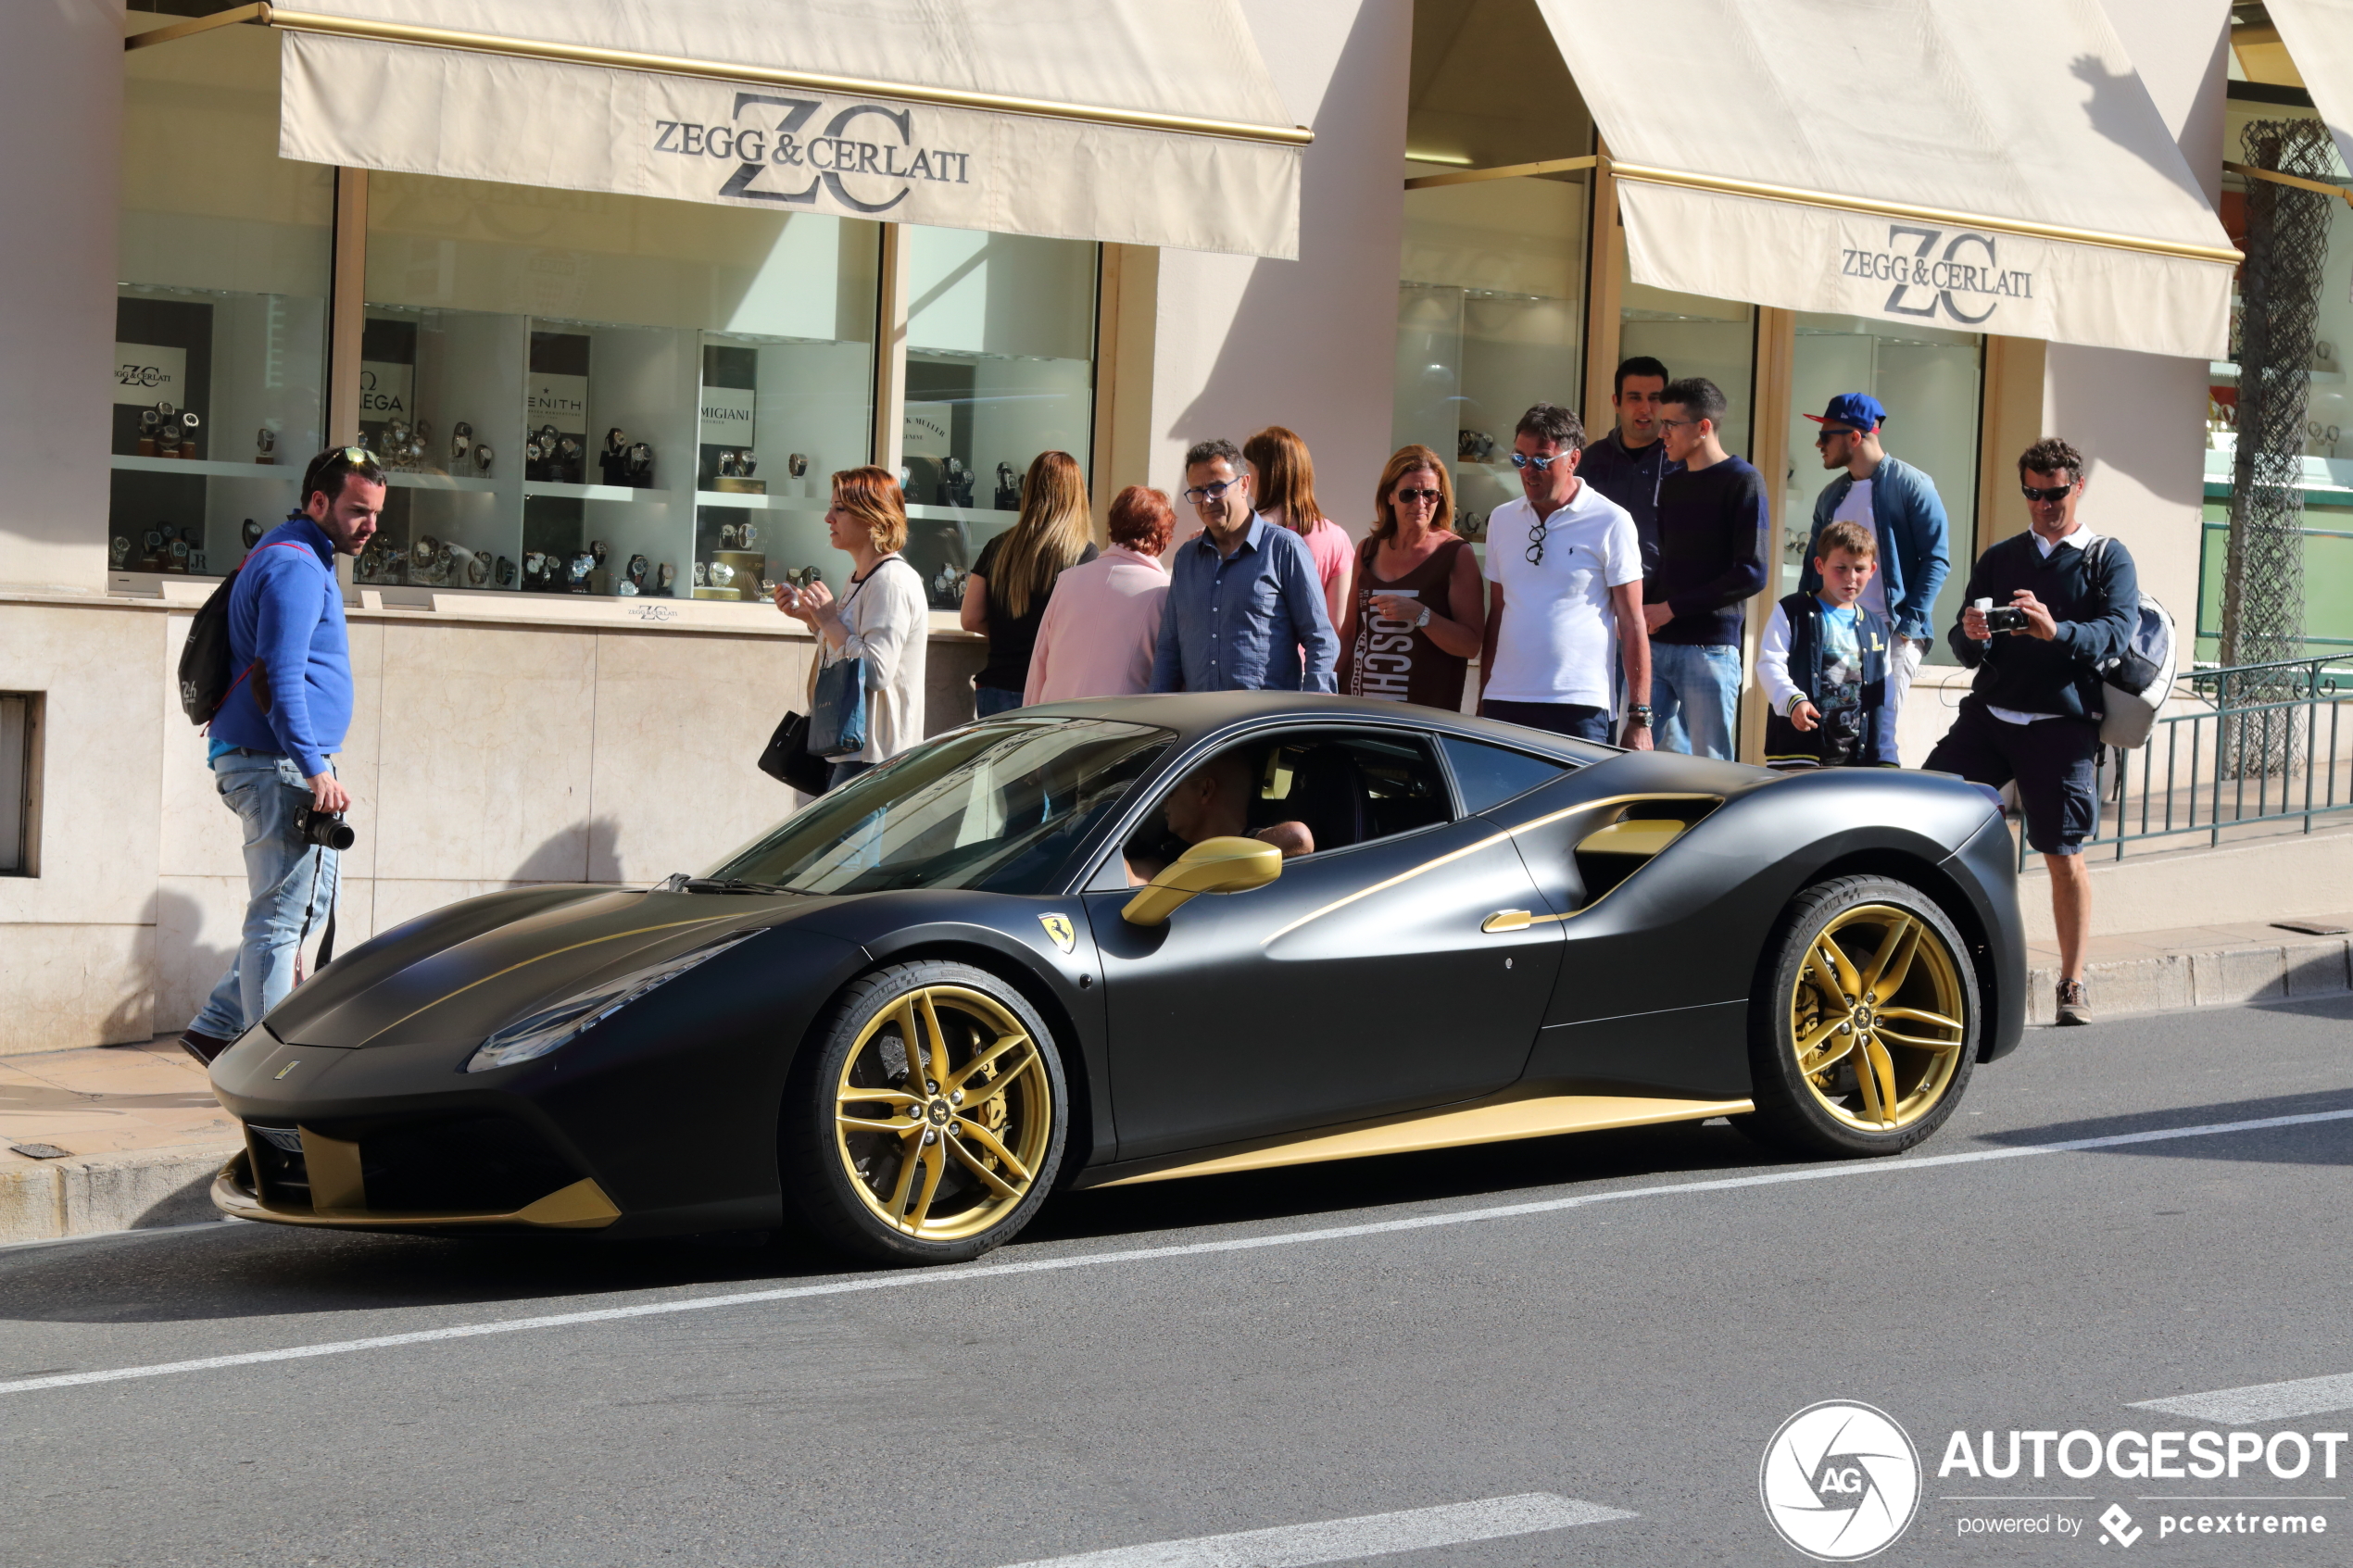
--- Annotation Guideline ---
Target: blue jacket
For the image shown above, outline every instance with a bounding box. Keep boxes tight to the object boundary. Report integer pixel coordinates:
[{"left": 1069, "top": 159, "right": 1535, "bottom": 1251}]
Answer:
[
  {"left": 1576, "top": 430, "right": 1672, "bottom": 593},
  {"left": 208, "top": 518, "right": 352, "bottom": 778},
  {"left": 1799, "top": 454, "right": 1952, "bottom": 642},
  {"left": 1150, "top": 517, "right": 1338, "bottom": 694}
]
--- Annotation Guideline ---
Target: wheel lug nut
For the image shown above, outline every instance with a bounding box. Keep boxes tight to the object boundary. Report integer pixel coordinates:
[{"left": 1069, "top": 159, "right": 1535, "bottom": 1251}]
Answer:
[{"left": 950, "top": 1091, "right": 963, "bottom": 1104}]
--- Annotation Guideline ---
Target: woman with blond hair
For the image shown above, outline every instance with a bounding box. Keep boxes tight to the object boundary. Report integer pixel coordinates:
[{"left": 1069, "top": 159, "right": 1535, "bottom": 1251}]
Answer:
[
  {"left": 1243, "top": 425, "right": 1352, "bottom": 631},
  {"left": 960, "top": 450, "right": 1097, "bottom": 716},
  {"left": 773, "top": 466, "right": 928, "bottom": 788},
  {"left": 1337, "top": 445, "right": 1484, "bottom": 711}
]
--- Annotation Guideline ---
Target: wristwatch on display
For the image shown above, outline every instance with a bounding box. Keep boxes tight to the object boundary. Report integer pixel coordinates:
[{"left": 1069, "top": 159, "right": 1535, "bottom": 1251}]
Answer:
[{"left": 1627, "top": 704, "right": 1655, "bottom": 729}]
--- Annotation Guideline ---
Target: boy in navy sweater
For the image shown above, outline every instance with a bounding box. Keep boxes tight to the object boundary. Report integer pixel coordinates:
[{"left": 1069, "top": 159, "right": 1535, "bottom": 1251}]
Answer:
[{"left": 1758, "top": 520, "right": 1898, "bottom": 769}]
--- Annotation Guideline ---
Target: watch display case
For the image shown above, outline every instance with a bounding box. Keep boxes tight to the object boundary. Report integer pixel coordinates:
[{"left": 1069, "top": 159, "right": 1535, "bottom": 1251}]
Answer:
[
  {"left": 356, "top": 169, "right": 883, "bottom": 602},
  {"left": 112, "top": 20, "right": 328, "bottom": 582},
  {"left": 901, "top": 228, "right": 1099, "bottom": 607}
]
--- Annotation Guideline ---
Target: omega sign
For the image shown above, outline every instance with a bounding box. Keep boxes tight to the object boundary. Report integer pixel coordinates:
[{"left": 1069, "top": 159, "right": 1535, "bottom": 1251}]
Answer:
[
  {"left": 1840, "top": 224, "right": 2035, "bottom": 326},
  {"left": 654, "top": 93, "right": 974, "bottom": 215}
]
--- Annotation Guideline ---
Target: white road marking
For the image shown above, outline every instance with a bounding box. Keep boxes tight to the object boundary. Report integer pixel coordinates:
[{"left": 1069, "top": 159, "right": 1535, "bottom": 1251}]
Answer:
[
  {"left": 3, "top": 1104, "right": 2347, "bottom": 1399},
  {"left": 2132, "top": 1371, "right": 2353, "bottom": 1424},
  {"left": 991, "top": 1493, "right": 1634, "bottom": 1568}
]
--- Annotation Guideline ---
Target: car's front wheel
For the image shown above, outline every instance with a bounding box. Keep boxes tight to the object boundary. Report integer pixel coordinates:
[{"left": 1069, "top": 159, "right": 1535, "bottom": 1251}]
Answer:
[
  {"left": 784, "top": 960, "right": 1067, "bottom": 1264},
  {"left": 1742, "top": 875, "right": 1979, "bottom": 1158}
]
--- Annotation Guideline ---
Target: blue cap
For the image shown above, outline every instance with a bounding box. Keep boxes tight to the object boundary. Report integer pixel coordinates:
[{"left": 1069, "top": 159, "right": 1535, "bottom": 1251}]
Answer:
[{"left": 1806, "top": 393, "right": 1887, "bottom": 433}]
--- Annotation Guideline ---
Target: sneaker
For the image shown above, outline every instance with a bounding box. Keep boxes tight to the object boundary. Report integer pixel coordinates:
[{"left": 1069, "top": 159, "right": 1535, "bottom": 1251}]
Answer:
[
  {"left": 2055, "top": 980, "right": 2092, "bottom": 1027},
  {"left": 177, "top": 1030, "right": 230, "bottom": 1066}
]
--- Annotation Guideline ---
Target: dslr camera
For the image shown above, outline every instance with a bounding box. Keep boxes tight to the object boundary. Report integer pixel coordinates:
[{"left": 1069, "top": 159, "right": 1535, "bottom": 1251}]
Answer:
[{"left": 294, "top": 805, "right": 357, "bottom": 850}]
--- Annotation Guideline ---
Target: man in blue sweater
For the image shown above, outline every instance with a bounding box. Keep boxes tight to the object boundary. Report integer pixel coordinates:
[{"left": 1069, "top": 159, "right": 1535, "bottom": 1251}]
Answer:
[
  {"left": 1924, "top": 438, "right": 2136, "bottom": 1027},
  {"left": 179, "top": 447, "right": 383, "bottom": 1063}
]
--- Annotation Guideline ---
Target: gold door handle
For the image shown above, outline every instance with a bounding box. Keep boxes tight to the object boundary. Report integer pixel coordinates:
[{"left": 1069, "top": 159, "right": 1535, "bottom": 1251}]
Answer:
[{"left": 1481, "top": 909, "right": 1533, "bottom": 933}]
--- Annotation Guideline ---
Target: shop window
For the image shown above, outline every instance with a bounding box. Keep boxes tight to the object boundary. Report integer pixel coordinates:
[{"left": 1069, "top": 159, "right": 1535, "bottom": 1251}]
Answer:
[
  {"left": 359, "top": 173, "right": 881, "bottom": 601},
  {"left": 902, "top": 228, "right": 1100, "bottom": 608},
  {"left": 114, "top": 19, "right": 331, "bottom": 582},
  {"left": 0, "top": 693, "right": 39, "bottom": 877},
  {"left": 1396, "top": 0, "right": 1593, "bottom": 546},
  {"left": 1618, "top": 281, "right": 1756, "bottom": 461},
  {"left": 1784, "top": 316, "right": 1983, "bottom": 661}
]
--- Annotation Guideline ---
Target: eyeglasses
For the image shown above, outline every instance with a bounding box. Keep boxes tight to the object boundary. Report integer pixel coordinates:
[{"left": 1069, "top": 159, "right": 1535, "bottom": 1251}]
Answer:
[
  {"left": 1393, "top": 487, "right": 1444, "bottom": 504},
  {"left": 2020, "top": 483, "right": 2074, "bottom": 503},
  {"left": 1657, "top": 418, "right": 1696, "bottom": 433},
  {"left": 1180, "top": 478, "right": 1246, "bottom": 506},
  {"left": 1508, "top": 451, "right": 1562, "bottom": 471},
  {"left": 1813, "top": 428, "right": 1857, "bottom": 446}
]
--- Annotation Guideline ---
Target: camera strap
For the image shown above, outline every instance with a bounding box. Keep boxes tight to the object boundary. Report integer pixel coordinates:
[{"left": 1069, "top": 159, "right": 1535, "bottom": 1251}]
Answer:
[{"left": 291, "top": 845, "right": 339, "bottom": 984}]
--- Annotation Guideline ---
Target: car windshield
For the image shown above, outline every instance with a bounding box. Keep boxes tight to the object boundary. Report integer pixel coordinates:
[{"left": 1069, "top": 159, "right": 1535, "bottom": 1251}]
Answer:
[{"left": 706, "top": 719, "right": 1172, "bottom": 896}]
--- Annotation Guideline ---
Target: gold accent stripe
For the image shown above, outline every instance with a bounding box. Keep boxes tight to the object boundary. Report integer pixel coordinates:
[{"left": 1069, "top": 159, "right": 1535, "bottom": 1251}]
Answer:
[
  {"left": 1257, "top": 826, "right": 1515, "bottom": 947},
  {"left": 2224, "top": 160, "right": 2353, "bottom": 208},
  {"left": 297, "top": 1126, "right": 366, "bottom": 1210},
  {"left": 1403, "top": 155, "right": 1598, "bottom": 191},
  {"left": 367, "top": 915, "right": 736, "bottom": 1039},
  {"left": 128, "top": 4, "right": 1315, "bottom": 147},
  {"left": 1608, "top": 160, "right": 2243, "bottom": 266},
  {"left": 1100, "top": 1092, "right": 1755, "bottom": 1185},
  {"left": 217, "top": 1153, "right": 623, "bottom": 1230}
]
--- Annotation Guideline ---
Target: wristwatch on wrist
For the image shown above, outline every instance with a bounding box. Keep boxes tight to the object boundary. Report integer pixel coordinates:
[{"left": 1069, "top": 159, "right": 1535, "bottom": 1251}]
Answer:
[
  {"left": 1413, "top": 604, "right": 1432, "bottom": 629},
  {"left": 1627, "top": 704, "right": 1654, "bottom": 728}
]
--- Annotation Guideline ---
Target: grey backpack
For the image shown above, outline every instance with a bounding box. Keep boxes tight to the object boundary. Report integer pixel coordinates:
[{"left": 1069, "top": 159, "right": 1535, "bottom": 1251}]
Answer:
[{"left": 2089, "top": 537, "right": 2175, "bottom": 749}]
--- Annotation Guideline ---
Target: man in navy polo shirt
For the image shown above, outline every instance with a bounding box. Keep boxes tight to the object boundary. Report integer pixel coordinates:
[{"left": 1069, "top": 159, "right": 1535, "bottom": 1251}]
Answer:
[{"left": 177, "top": 446, "right": 383, "bottom": 1064}]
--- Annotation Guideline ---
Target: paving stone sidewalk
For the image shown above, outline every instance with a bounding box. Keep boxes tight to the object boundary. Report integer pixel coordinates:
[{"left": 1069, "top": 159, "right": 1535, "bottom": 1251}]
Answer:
[{"left": 5, "top": 911, "right": 2348, "bottom": 1246}]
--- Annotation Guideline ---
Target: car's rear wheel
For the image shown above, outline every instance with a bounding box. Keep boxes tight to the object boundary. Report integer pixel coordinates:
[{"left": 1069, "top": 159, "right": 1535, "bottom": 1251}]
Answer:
[
  {"left": 784, "top": 960, "right": 1067, "bottom": 1264},
  {"left": 1741, "top": 875, "right": 1978, "bottom": 1158}
]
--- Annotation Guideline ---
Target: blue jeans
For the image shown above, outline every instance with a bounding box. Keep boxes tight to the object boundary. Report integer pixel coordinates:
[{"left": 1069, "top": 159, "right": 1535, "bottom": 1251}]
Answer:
[
  {"left": 190, "top": 751, "right": 339, "bottom": 1040},
  {"left": 1650, "top": 642, "right": 1743, "bottom": 760},
  {"left": 975, "top": 685, "right": 1024, "bottom": 718},
  {"left": 826, "top": 758, "right": 875, "bottom": 791},
  {"left": 1478, "top": 698, "right": 1612, "bottom": 743}
]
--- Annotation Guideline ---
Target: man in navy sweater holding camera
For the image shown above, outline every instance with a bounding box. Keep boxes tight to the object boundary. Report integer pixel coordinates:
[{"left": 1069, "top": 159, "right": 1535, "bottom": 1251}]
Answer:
[
  {"left": 1924, "top": 437, "right": 2137, "bottom": 1027},
  {"left": 177, "top": 446, "right": 383, "bottom": 1064}
]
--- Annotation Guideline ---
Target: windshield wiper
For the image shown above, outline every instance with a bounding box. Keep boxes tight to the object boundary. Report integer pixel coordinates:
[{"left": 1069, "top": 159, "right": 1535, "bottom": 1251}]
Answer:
[{"left": 659, "top": 874, "right": 795, "bottom": 896}]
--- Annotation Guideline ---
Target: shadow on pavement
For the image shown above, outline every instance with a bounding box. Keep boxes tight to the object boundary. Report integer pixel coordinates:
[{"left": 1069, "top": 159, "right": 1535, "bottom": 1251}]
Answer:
[{"left": 1979, "top": 1085, "right": 2353, "bottom": 1167}]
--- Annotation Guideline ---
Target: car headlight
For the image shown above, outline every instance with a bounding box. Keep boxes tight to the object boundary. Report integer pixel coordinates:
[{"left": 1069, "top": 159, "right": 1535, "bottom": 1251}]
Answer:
[{"left": 464, "top": 930, "right": 758, "bottom": 1073}]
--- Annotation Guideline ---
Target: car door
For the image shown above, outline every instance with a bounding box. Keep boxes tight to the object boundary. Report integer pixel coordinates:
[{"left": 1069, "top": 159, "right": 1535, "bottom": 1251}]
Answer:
[{"left": 1081, "top": 725, "right": 1565, "bottom": 1162}]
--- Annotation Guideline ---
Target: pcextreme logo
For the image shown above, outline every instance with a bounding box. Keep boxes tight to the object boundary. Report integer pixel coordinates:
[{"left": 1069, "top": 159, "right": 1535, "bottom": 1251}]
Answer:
[{"left": 1761, "top": 1400, "right": 1923, "bottom": 1561}]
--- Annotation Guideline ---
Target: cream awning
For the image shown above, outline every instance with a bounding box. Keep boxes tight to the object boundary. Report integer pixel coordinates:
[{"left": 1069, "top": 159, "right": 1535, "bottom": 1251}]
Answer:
[
  {"left": 134, "top": 1, "right": 1307, "bottom": 259},
  {"left": 2258, "top": 2, "right": 2353, "bottom": 172},
  {"left": 1536, "top": 0, "right": 2238, "bottom": 359}
]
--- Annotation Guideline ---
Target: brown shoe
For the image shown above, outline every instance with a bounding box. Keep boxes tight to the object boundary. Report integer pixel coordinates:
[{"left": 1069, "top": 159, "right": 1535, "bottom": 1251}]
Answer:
[
  {"left": 178, "top": 1030, "right": 231, "bottom": 1065},
  {"left": 2055, "top": 979, "right": 2092, "bottom": 1027}
]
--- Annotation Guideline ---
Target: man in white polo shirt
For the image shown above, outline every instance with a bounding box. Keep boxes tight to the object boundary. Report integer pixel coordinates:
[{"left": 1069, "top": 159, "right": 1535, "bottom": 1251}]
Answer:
[{"left": 1476, "top": 402, "right": 1654, "bottom": 747}]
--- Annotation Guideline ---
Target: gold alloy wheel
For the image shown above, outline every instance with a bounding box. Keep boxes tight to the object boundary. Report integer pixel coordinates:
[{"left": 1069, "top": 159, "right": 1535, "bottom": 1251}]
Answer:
[
  {"left": 833, "top": 985, "right": 1053, "bottom": 1242},
  {"left": 1789, "top": 903, "right": 1969, "bottom": 1132}
]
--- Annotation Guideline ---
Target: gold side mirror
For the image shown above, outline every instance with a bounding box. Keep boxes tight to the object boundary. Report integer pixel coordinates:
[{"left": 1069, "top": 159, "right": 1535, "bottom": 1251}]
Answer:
[{"left": 1121, "top": 835, "right": 1282, "bottom": 926}]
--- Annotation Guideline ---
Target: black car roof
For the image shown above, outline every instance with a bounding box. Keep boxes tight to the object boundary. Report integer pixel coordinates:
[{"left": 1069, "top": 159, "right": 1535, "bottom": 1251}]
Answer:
[{"left": 1011, "top": 691, "right": 1622, "bottom": 763}]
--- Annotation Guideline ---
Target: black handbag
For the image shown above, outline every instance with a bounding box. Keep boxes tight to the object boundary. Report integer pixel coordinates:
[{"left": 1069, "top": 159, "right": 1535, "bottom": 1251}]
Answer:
[{"left": 758, "top": 710, "right": 832, "bottom": 795}]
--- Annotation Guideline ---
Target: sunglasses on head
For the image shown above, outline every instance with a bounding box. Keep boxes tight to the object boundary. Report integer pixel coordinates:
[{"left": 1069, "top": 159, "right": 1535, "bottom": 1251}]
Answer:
[{"left": 2020, "top": 482, "right": 2074, "bottom": 503}]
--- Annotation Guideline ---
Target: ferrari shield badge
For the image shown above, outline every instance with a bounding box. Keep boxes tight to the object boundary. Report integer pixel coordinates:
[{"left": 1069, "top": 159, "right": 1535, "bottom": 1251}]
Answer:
[{"left": 1038, "top": 914, "right": 1077, "bottom": 954}]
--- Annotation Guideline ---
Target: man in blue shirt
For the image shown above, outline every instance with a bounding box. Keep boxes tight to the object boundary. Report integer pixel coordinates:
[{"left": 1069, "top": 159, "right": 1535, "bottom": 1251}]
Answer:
[
  {"left": 179, "top": 446, "right": 383, "bottom": 1064},
  {"left": 1150, "top": 438, "right": 1337, "bottom": 694}
]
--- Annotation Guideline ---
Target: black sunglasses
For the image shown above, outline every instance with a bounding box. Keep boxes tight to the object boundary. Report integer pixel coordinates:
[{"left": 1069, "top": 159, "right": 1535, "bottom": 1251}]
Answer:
[
  {"left": 2020, "top": 483, "right": 2075, "bottom": 503},
  {"left": 1392, "top": 486, "right": 1444, "bottom": 504}
]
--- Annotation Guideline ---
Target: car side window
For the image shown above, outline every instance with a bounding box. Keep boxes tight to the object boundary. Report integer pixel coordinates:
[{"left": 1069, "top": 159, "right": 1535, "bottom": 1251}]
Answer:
[
  {"left": 1116, "top": 728, "right": 1454, "bottom": 883},
  {"left": 1438, "top": 734, "right": 1571, "bottom": 815}
]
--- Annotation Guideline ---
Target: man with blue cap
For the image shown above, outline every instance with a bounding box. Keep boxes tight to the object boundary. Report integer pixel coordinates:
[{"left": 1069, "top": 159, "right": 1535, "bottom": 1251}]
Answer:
[{"left": 1799, "top": 393, "right": 1951, "bottom": 734}]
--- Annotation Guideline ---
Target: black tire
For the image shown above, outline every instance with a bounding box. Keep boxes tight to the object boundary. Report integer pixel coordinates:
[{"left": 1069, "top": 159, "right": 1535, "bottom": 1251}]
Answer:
[
  {"left": 1743, "top": 875, "right": 1979, "bottom": 1159},
  {"left": 783, "top": 960, "right": 1068, "bottom": 1264}
]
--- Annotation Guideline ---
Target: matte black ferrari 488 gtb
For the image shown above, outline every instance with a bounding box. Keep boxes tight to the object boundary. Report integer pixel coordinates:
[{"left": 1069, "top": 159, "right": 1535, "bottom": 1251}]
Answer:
[{"left": 210, "top": 693, "right": 2026, "bottom": 1262}]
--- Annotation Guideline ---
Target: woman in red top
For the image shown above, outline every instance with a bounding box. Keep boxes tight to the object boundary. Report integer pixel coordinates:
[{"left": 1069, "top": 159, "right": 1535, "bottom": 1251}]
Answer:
[{"left": 1338, "top": 445, "right": 1486, "bottom": 711}]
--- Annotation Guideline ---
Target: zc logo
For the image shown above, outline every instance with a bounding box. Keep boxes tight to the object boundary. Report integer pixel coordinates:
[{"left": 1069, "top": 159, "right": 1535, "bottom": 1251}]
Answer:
[
  {"left": 1838, "top": 225, "right": 2035, "bottom": 326},
  {"left": 654, "top": 94, "right": 975, "bottom": 215}
]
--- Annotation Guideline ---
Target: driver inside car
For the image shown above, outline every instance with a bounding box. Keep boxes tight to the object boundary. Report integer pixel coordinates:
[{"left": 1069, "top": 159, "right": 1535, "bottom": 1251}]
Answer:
[{"left": 1125, "top": 749, "right": 1313, "bottom": 884}]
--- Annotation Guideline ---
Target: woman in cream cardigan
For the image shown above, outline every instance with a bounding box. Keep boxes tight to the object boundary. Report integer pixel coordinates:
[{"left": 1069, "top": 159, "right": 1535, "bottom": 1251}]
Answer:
[{"left": 773, "top": 466, "right": 929, "bottom": 790}]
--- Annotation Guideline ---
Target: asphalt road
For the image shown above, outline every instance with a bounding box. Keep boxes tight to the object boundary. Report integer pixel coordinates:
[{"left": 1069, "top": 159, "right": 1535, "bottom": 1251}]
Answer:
[{"left": 4, "top": 993, "right": 2350, "bottom": 1568}]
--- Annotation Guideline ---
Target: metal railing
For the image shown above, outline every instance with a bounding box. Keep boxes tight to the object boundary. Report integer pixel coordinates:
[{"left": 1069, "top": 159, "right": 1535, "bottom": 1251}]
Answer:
[{"left": 2025, "top": 653, "right": 2353, "bottom": 866}]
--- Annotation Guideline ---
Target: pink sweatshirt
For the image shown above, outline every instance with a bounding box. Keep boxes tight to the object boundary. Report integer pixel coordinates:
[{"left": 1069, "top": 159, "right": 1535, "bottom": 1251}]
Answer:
[{"left": 1023, "top": 546, "right": 1170, "bottom": 704}]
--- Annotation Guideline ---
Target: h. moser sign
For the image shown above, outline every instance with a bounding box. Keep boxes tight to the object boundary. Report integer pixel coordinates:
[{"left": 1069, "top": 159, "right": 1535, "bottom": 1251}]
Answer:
[{"left": 276, "top": 31, "right": 1300, "bottom": 257}]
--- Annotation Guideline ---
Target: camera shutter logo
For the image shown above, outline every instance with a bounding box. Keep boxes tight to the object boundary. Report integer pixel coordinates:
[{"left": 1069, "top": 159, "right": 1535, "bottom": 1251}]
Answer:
[{"left": 1759, "top": 1400, "right": 1921, "bottom": 1561}]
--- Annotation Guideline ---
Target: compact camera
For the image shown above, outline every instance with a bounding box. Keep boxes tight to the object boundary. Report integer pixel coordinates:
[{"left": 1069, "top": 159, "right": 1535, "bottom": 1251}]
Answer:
[
  {"left": 294, "top": 806, "right": 357, "bottom": 850},
  {"left": 1983, "top": 606, "right": 2030, "bottom": 633}
]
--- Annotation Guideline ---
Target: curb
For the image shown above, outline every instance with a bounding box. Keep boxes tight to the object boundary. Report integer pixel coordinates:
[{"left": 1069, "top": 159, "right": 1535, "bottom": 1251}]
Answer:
[
  {"left": 0, "top": 1142, "right": 238, "bottom": 1248},
  {"left": 2023, "top": 932, "right": 2353, "bottom": 1025}
]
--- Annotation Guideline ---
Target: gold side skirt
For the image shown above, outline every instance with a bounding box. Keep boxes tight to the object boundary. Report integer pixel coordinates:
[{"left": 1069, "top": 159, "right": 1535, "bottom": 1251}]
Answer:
[
  {"left": 1096, "top": 1091, "right": 1754, "bottom": 1187},
  {"left": 212, "top": 1150, "right": 621, "bottom": 1230}
]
